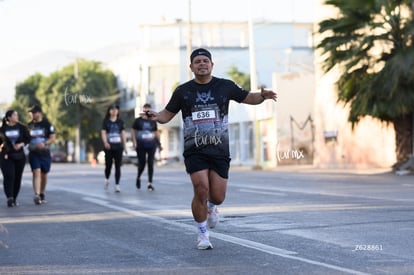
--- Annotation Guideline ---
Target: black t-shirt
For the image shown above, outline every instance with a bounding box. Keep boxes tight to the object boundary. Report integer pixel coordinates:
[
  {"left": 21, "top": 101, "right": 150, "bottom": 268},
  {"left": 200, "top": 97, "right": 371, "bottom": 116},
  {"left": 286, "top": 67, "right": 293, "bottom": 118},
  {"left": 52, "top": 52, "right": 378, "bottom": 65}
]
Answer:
[
  {"left": 28, "top": 119, "right": 55, "bottom": 156},
  {"left": 0, "top": 123, "right": 31, "bottom": 156},
  {"left": 101, "top": 118, "right": 125, "bottom": 151},
  {"left": 132, "top": 118, "right": 158, "bottom": 149},
  {"left": 165, "top": 77, "right": 249, "bottom": 157}
]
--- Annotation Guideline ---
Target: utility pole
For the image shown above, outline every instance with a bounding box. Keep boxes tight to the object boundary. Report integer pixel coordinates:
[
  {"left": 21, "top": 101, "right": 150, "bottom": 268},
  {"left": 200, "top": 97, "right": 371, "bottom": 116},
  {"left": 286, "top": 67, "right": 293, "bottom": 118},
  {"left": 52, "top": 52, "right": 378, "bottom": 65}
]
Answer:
[
  {"left": 187, "top": 0, "right": 193, "bottom": 80},
  {"left": 412, "top": 0, "right": 414, "bottom": 154},
  {"left": 74, "top": 60, "right": 81, "bottom": 163},
  {"left": 248, "top": 0, "right": 261, "bottom": 169}
]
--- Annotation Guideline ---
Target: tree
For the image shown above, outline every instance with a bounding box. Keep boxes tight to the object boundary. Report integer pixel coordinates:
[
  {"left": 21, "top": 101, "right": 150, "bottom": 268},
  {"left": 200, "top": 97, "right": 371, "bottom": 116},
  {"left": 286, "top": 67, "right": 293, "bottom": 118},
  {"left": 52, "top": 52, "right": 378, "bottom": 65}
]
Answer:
[
  {"left": 226, "top": 65, "right": 251, "bottom": 90},
  {"left": 13, "top": 73, "right": 44, "bottom": 123},
  {"left": 316, "top": 0, "right": 414, "bottom": 167},
  {"left": 35, "top": 59, "right": 118, "bottom": 156}
]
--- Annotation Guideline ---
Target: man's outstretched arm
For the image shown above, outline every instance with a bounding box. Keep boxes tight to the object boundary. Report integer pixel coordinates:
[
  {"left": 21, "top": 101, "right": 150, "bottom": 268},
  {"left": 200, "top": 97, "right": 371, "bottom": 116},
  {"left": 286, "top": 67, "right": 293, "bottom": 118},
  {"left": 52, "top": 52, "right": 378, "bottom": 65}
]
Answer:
[{"left": 242, "top": 87, "right": 277, "bottom": 105}]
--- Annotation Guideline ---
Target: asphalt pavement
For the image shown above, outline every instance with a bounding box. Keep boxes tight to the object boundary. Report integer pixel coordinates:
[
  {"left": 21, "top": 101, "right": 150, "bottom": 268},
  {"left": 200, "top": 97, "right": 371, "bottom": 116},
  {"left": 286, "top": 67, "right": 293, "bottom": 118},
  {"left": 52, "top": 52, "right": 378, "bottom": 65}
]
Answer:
[{"left": 0, "top": 163, "right": 413, "bottom": 275}]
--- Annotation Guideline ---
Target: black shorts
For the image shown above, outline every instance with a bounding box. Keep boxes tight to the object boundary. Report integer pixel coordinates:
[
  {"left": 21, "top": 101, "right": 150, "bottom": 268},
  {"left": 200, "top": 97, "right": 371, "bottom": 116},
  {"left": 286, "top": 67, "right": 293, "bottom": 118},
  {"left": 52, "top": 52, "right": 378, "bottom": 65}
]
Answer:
[{"left": 184, "top": 153, "right": 231, "bottom": 179}]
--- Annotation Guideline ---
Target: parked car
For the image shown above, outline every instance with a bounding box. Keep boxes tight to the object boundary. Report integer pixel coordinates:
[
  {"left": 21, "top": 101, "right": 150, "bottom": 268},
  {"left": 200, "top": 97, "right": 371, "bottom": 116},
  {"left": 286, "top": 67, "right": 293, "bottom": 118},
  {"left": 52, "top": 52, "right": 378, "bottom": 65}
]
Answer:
[
  {"left": 48, "top": 144, "right": 68, "bottom": 163},
  {"left": 50, "top": 150, "right": 68, "bottom": 163},
  {"left": 124, "top": 144, "right": 138, "bottom": 165}
]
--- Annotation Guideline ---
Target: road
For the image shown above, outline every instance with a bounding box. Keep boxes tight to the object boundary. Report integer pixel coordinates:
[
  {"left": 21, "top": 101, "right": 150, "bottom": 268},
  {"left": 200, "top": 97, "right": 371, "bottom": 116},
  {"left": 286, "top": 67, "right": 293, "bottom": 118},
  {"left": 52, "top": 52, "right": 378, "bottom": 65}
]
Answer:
[{"left": 0, "top": 163, "right": 413, "bottom": 275}]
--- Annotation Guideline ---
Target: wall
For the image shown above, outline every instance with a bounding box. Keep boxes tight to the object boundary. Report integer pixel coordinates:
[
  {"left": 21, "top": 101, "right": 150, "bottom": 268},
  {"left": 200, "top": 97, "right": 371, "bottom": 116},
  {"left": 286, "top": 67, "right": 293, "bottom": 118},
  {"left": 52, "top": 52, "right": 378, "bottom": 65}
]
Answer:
[
  {"left": 274, "top": 72, "right": 315, "bottom": 165},
  {"left": 313, "top": 0, "right": 396, "bottom": 168}
]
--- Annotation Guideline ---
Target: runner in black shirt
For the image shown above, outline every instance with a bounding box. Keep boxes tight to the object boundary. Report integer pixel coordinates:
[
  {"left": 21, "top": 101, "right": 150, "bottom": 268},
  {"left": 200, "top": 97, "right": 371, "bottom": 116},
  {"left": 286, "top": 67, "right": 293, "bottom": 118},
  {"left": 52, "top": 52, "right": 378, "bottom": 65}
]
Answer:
[
  {"left": 28, "top": 104, "right": 56, "bottom": 205},
  {"left": 146, "top": 48, "right": 277, "bottom": 249},
  {"left": 0, "top": 110, "right": 31, "bottom": 207},
  {"left": 101, "top": 104, "right": 127, "bottom": 192},
  {"left": 131, "top": 103, "right": 161, "bottom": 191}
]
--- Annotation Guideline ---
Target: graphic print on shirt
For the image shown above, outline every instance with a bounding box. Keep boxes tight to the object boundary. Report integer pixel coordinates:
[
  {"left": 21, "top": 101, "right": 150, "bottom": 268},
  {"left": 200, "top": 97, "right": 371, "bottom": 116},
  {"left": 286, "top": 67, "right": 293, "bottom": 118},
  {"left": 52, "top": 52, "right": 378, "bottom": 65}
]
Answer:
[
  {"left": 183, "top": 89, "right": 228, "bottom": 153},
  {"left": 195, "top": 90, "right": 215, "bottom": 104},
  {"left": 102, "top": 118, "right": 124, "bottom": 151},
  {"left": 30, "top": 128, "right": 47, "bottom": 146},
  {"left": 136, "top": 121, "right": 157, "bottom": 149},
  {"left": 28, "top": 121, "right": 54, "bottom": 155},
  {"left": 5, "top": 129, "right": 20, "bottom": 145},
  {"left": 165, "top": 77, "right": 249, "bottom": 157},
  {"left": 107, "top": 122, "right": 122, "bottom": 144}
]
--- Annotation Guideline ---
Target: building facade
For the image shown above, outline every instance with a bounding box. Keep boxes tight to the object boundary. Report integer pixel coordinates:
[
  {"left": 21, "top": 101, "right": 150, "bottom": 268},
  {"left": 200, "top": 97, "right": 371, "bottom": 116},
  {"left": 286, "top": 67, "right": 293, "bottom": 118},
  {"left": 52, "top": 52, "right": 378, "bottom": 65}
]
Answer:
[
  {"left": 111, "top": 3, "right": 398, "bottom": 169},
  {"left": 130, "top": 20, "right": 314, "bottom": 167},
  {"left": 313, "top": 0, "right": 396, "bottom": 168}
]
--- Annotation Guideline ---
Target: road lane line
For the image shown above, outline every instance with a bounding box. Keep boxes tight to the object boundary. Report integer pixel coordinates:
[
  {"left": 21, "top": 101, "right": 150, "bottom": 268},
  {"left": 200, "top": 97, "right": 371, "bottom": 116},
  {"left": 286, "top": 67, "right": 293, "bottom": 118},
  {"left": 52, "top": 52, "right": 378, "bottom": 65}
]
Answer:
[
  {"left": 83, "top": 196, "right": 370, "bottom": 275},
  {"left": 239, "top": 188, "right": 287, "bottom": 196},
  {"left": 232, "top": 183, "right": 414, "bottom": 202}
]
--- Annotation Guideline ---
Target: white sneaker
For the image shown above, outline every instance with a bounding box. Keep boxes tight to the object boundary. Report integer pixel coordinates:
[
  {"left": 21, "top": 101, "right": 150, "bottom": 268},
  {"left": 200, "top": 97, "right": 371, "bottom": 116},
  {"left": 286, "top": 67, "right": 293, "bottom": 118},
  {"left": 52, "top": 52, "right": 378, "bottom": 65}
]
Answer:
[
  {"left": 197, "top": 233, "right": 213, "bottom": 250},
  {"left": 104, "top": 179, "right": 109, "bottom": 190},
  {"left": 396, "top": 170, "right": 410, "bottom": 176},
  {"left": 115, "top": 185, "right": 121, "bottom": 193},
  {"left": 207, "top": 206, "right": 219, "bottom": 229}
]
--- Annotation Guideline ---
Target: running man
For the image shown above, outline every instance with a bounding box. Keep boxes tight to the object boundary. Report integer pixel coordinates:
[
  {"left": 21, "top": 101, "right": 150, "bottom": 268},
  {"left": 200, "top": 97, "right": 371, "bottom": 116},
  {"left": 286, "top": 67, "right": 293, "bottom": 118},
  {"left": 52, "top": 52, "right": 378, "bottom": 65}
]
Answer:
[
  {"left": 146, "top": 48, "right": 277, "bottom": 249},
  {"left": 131, "top": 103, "right": 161, "bottom": 191},
  {"left": 28, "top": 104, "right": 56, "bottom": 205}
]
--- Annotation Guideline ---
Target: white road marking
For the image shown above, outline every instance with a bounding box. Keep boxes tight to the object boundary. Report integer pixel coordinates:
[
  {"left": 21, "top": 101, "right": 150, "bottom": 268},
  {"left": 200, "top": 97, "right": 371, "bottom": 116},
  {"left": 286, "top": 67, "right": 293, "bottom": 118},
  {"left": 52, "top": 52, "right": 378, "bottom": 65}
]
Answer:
[
  {"left": 83, "top": 196, "right": 370, "bottom": 275},
  {"left": 231, "top": 183, "right": 414, "bottom": 202},
  {"left": 239, "top": 188, "right": 287, "bottom": 196}
]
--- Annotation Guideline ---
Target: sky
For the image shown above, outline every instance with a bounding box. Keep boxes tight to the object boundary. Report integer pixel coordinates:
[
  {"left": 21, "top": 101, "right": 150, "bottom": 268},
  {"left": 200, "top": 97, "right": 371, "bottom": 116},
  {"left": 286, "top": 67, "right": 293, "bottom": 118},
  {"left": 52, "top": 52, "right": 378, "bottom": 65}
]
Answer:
[
  {"left": 0, "top": 0, "right": 315, "bottom": 103},
  {"left": 0, "top": 0, "right": 314, "bottom": 68}
]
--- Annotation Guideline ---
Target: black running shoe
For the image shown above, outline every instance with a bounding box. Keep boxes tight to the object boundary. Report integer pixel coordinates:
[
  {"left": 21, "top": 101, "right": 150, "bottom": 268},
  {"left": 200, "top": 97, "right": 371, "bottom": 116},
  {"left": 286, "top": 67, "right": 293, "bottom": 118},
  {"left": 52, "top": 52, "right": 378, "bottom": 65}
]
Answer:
[
  {"left": 34, "top": 194, "right": 41, "bottom": 205},
  {"left": 136, "top": 178, "right": 141, "bottom": 189},
  {"left": 39, "top": 193, "right": 47, "bottom": 203},
  {"left": 147, "top": 184, "right": 154, "bottom": 191},
  {"left": 7, "top": 197, "right": 14, "bottom": 207}
]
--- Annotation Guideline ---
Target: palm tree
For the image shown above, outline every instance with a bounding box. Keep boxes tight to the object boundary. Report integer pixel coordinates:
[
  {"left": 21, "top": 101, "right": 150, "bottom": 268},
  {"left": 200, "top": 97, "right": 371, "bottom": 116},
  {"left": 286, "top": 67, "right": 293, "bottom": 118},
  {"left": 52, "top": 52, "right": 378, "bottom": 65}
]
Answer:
[{"left": 316, "top": 0, "right": 414, "bottom": 168}]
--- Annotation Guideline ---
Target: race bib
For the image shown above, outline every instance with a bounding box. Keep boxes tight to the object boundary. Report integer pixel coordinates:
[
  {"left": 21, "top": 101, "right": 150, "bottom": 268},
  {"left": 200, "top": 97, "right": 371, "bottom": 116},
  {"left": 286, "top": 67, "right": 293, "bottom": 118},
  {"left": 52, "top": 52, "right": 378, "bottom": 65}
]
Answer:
[
  {"left": 108, "top": 136, "right": 121, "bottom": 143},
  {"left": 142, "top": 132, "right": 155, "bottom": 140},
  {"left": 31, "top": 129, "right": 45, "bottom": 137},
  {"left": 5, "top": 130, "right": 19, "bottom": 139},
  {"left": 191, "top": 109, "right": 218, "bottom": 124}
]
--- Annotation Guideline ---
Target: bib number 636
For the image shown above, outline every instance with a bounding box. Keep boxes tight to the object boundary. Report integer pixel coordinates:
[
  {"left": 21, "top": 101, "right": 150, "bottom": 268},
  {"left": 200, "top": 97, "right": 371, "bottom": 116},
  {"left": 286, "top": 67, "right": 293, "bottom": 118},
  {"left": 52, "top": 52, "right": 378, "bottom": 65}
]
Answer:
[{"left": 192, "top": 110, "right": 216, "bottom": 122}]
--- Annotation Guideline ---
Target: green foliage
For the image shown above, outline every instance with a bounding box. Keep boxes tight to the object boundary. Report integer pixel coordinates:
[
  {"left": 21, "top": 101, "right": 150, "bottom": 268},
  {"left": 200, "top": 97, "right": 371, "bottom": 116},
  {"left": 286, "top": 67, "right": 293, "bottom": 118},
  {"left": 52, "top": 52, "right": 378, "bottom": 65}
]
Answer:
[
  {"left": 317, "top": 0, "right": 414, "bottom": 124},
  {"left": 13, "top": 73, "right": 44, "bottom": 123},
  {"left": 38, "top": 59, "right": 118, "bottom": 143},
  {"left": 226, "top": 65, "right": 251, "bottom": 90},
  {"left": 12, "top": 59, "right": 118, "bottom": 155}
]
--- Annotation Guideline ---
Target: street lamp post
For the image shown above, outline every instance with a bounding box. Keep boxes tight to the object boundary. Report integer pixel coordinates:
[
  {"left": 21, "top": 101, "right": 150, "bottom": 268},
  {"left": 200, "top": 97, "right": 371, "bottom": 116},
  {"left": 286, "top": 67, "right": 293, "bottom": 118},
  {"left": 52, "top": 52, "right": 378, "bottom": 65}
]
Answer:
[
  {"left": 74, "top": 60, "right": 81, "bottom": 163},
  {"left": 187, "top": 0, "right": 193, "bottom": 80},
  {"left": 248, "top": 0, "right": 262, "bottom": 169}
]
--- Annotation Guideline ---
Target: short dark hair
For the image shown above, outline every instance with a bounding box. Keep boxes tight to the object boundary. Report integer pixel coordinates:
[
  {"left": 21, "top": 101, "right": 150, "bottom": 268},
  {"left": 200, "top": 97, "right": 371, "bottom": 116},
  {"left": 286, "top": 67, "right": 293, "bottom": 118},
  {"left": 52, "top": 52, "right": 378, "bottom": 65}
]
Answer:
[
  {"left": 143, "top": 103, "right": 151, "bottom": 108},
  {"left": 29, "top": 104, "right": 42, "bottom": 113},
  {"left": 108, "top": 103, "right": 119, "bottom": 110},
  {"left": 190, "top": 48, "right": 212, "bottom": 63}
]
